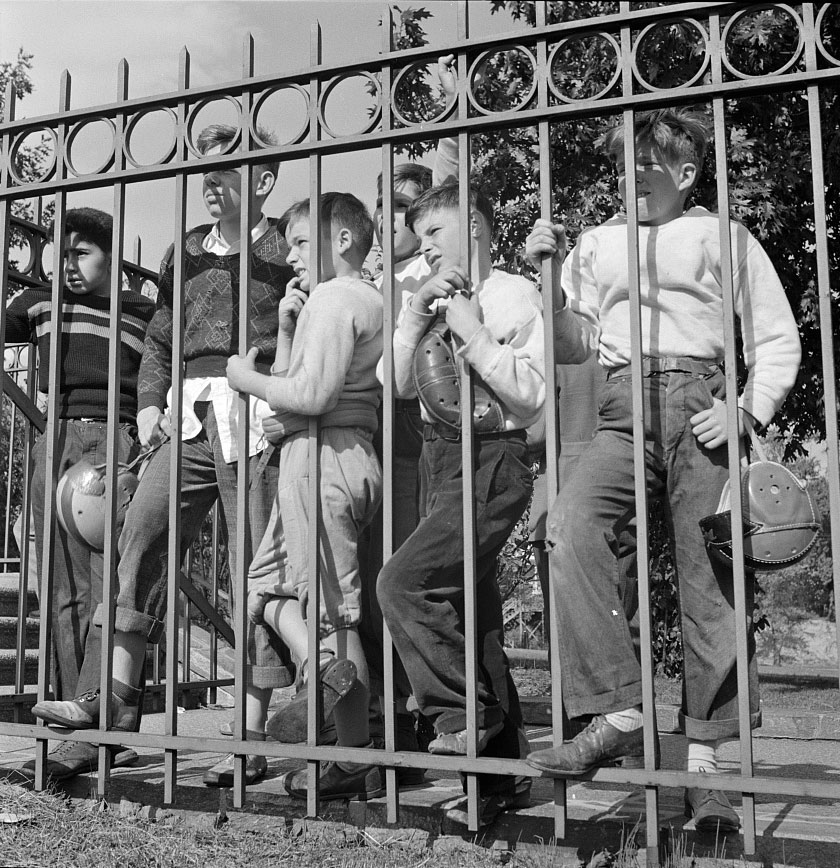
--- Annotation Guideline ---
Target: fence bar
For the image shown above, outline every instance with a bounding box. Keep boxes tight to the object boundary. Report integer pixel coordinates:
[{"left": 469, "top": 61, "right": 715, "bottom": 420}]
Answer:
[
  {"left": 803, "top": 5, "right": 840, "bottom": 687},
  {"left": 95, "top": 55, "right": 130, "bottom": 797},
  {"left": 32, "top": 69, "right": 72, "bottom": 791},
  {"left": 378, "top": 1, "right": 401, "bottom": 825},
  {"left": 534, "top": 0, "right": 569, "bottom": 840},
  {"left": 618, "top": 2, "right": 660, "bottom": 859},
  {"left": 305, "top": 18, "right": 324, "bottom": 820},
  {"left": 163, "top": 45, "right": 191, "bottom": 805},
  {"left": 230, "top": 29, "right": 256, "bottom": 810},
  {"left": 708, "top": 10, "right": 757, "bottom": 853},
  {"left": 454, "top": 0, "right": 482, "bottom": 834}
]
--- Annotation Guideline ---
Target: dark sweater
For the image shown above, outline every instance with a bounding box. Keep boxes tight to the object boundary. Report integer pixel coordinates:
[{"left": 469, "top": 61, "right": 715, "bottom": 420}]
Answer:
[
  {"left": 138, "top": 220, "right": 294, "bottom": 412},
  {"left": 4, "top": 287, "right": 154, "bottom": 422}
]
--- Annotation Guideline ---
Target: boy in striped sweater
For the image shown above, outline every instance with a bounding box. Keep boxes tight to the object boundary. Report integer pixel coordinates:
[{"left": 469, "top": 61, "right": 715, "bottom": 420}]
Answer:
[{"left": 5, "top": 207, "right": 154, "bottom": 780}]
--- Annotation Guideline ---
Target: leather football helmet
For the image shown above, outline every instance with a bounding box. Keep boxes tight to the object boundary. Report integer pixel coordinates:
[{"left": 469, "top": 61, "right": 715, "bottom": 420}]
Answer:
[
  {"left": 412, "top": 315, "right": 505, "bottom": 434},
  {"left": 56, "top": 459, "right": 139, "bottom": 552},
  {"left": 700, "top": 459, "right": 821, "bottom": 572}
]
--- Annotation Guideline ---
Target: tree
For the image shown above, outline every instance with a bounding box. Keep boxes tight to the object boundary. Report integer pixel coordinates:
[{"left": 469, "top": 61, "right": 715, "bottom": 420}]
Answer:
[{"left": 1, "top": 48, "right": 53, "bottom": 234}]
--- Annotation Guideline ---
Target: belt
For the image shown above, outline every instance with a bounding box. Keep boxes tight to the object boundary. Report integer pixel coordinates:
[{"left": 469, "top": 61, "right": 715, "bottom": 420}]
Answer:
[
  {"left": 423, "top": 423, "right": 526, "bottom": 443},
  {"left": 607, "top": 356, "right": 723, "bottom": 378}
]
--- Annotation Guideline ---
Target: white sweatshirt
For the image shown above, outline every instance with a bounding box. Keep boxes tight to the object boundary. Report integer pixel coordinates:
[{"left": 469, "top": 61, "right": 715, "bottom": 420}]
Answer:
[{"left": 553, "top": 206, "right": 801, "bottom": 426}]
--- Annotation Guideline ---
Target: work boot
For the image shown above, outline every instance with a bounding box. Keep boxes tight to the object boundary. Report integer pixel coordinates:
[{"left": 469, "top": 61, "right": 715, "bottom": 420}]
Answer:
[
  {"left": 527, "top": 714, "right": 644, "bottom": 776},
  {"left": 281, "top": 759, "right": 385, "bottom": 801},
  {"left": 684, "top": 787, "right": 740, "bottom": 834},
  {"left": 17, "top": 740, "right": 138, "bottom": 782},
  {"left": 31, "top": 688, "right": 139, "bottom": 731},
  {"left": 202, "top": 753, "right": 268, "bottom": 787},
  {"left": 266, "top": 658, "right": 358, "bottom": 743}
]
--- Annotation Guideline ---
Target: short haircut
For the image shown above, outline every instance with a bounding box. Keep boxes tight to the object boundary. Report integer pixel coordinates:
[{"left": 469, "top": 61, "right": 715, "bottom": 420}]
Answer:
[
  {"left": 282, "top": 192, "right": 375, "bottom": 260},
  {"left": 599, "top": 108, "right": 711, "bottom": 173},
  {"left": 64, "top": 207, "right": 113, "bottom": 253},
  {"left": 196, "top": 122, "right": 280, "bottom": 179},
  {"left": 405, "top": 182, "right": 494, "bottom": 233},
  {"left": 375, "top": 163, "right": 433, "bottom": 202}
]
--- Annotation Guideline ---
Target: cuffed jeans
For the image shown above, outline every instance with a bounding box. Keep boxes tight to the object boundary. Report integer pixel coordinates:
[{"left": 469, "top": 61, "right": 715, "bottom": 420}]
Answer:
[
  {"left": 546, "top": 362, "right": 760, "bottom": 741},
  {"left": 96, "top": 401, "right": 294, "bottom": 689},
  {"left": 378, "top": 429, "right": 533, "bottom": 735},
  {"left": 31, "top": 420, "right": 138, "bottom": 700}
]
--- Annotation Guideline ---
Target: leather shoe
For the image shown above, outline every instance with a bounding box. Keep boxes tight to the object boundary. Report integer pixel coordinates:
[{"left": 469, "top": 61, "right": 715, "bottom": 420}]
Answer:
[
  {"left": 203, "top": 753, "right": 267, "bottom": 787},
  {"left": 427, "top": 721, "right": 503, "bottom": 755},
  {"left": 266, "top": 658, "right": 358, "bottom": 743},
  {"left": 684, "top": 787, "right": 740, "bottom": 834},
  {"left": 282, "top": 759, "right": 385, "bottom": 801},
  {"left": 17, "top": 740, "right": 138, "bottom": 782},
  {"left": 443, "top": 776, "right": 531, "bottom": 828},
  {"left": 526, "top": 715, "right": 644, "bottom": 776},
  {"left": 31, "top": 689, "right": 138, "bottom": 731}
]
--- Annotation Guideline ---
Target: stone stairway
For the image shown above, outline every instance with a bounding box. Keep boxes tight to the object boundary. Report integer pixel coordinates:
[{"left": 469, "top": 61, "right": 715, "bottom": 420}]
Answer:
[{"left": 0, "top": 571, "right": 42, "bottom": 722}]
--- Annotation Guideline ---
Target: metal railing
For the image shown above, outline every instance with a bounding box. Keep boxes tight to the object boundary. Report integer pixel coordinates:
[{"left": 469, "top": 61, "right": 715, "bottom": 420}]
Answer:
[{"left": 0, "top": 3, "right": 838, "bottom": 863}]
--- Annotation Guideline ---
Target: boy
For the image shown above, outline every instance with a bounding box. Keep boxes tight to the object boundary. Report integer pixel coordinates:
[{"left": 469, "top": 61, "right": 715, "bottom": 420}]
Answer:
[
  {"left": 30, "top": 126, "right": 297, "bottom": 780},
  {"left": 5, "top": 208, "right": 154, "bottom": 779},
  {"left": 225, "top": 192, "right": 384, "bottom": 798},
  {"left": 524, "top": 108, "right": 801, "bottom": 833},
  {"left": 377, "top": 183, "right": 545, "bottom": 823}
]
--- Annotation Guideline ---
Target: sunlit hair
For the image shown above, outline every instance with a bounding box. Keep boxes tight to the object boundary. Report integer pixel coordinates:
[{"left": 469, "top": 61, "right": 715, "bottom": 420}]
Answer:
[
  {"left": 599, "top": 108, "right": 711, "bottom": 181},
  {"left": 405, "top": 181, "right": 495, "bottom": 233},
  {"left": 281, "top": 192, "right": 375, "bottom": 260},
  {"left": 375, "top": 163, "right": 433, "bottom": 202},
  {"left": 196, "top": 122, "right": 280, "bottom": 179},
  {"left": 64, "top": 207, "right": 113, "bottom": 254}
]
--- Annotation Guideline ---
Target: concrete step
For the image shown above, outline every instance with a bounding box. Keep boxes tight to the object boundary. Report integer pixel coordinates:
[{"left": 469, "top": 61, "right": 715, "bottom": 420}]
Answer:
[
  {"left": 0, "top": 573, "right": 38, "bottom": 619},
  {"left": 0, "top": 617, "right": 40, "bottom": 650}
]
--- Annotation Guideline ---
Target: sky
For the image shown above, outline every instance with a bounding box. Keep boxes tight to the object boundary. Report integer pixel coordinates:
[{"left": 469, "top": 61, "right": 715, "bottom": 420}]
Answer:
[{"left": 0, "top": 0, "right": 514, "bottom": 269}]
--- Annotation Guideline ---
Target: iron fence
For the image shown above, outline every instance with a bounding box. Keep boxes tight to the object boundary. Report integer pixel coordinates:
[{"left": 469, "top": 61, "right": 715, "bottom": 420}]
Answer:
[{"left": 0, "top": 2, "right": 838, "bottom": 863}]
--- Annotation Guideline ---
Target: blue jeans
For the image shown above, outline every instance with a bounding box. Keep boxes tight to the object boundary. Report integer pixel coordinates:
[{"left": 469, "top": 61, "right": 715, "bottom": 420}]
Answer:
[
  {"left": 378, "top": 429, "right": 533, "bottom": 736},
  {"left": 546, "top": 361, "right": 760, "bottom": 741},
  {"left": 31, "top": 420, "right": 138, "bottom": 700},
  {"left": 98, "top": 402, "right": 294, "bottom": 689}
]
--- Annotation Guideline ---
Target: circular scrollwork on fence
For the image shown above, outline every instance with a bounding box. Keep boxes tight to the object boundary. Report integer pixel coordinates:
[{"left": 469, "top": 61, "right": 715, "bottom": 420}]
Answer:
[
  {"left": 815, "top": 3, "right": 840, "bottom": 67},
  {"left": 632, "top": 19, "right": 710, "bottom": 92},
  {"left": 548, "top": 32, "right": 621, "bottom": 103},
  {"left": 251, "top": 85, "right": 310, "bottom": 147},
  {"left": 64, "top": 117, "right": 116, "bottom": 177},
  {"left": 318, "top": 71, "right": 381, "bottom": 139},
  {"left": 9, "top": 223, "right": 38, "bottom": 281},
  {"left": 124, "top": 107, "right": 178, "bottom": 168},
  {"left": 8, "top": 128, "right": 57, "bottom": 186},
  {"left": 721, "top": 4, "right": 804, "bottom": 79},
  {"left": 466, "top": 46, "right": 537, "bottom": 116},
  {"left": 185, "top": 96, "right": 242, "bottom": 158},
  {"left": 391, "top": 62, "right": 453, "bottom": 127}
]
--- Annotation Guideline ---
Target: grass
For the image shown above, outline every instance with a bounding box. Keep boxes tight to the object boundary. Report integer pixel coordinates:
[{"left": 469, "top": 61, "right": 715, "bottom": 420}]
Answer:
[{"left": 0, "top": 781, "right": 799, "bottom": 868}]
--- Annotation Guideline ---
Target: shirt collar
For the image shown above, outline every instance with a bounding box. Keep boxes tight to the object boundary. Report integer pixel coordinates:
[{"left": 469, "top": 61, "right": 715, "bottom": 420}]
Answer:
[{"left": 202, "top": 215, "right": 270, "bottom": 256}]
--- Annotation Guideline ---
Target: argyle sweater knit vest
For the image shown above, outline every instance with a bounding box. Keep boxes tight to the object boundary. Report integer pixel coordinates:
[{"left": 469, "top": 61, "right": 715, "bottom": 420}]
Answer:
[
  {"left": 138, "top": 220, "right": 294, "bottom": 412},
  {"left": 4, "top": 287, "right": 154, "bottom": 422}
]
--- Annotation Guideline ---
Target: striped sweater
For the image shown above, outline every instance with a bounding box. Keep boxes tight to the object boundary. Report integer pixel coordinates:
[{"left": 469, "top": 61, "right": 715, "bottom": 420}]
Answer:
[{"left": 4, "top": 287, "right": 155, "bottom": 422}]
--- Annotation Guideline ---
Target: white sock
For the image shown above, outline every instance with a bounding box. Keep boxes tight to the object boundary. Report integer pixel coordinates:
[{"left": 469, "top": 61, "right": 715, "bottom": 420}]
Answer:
[
  {"left": 687, "top": 739, "right": 718, "bottom": 774},
  {"left": 604, "top": 706, "right": 643, "bottom": 732}
]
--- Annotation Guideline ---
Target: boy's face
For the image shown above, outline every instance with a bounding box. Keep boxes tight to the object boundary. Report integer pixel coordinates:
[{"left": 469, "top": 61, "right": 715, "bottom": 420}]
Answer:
[
  {"left": 285, "top": 216, "right": 336, "bottom": 293},
  {"left": 63, "top": 231, "right": 111, "bottom": 297},
  {"left": 375, "top": 179, "right": 423, "bottom": 263},
  {"left": 201, "top": 144, "right": 270, "bottom": 221},
  {"left": 615, "top": 143, "right": 695, "bottom": 226},
  {"left": 413, "top": 207, "right": 463, "bottom": 274}
]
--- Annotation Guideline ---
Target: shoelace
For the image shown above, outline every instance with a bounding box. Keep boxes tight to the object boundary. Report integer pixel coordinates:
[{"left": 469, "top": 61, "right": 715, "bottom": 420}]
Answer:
[
  {"left": 74, "top": 689, "right": 101, "bottom": 703},
  {"left": 49, "top": 740, "right": 85, "bottom": 758}
]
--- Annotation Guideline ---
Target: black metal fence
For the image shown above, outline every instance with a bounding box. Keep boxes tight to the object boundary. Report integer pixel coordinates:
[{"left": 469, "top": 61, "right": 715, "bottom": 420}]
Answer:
[{"left": 0, "top": 3, "right": 838, "bottom": 862}]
